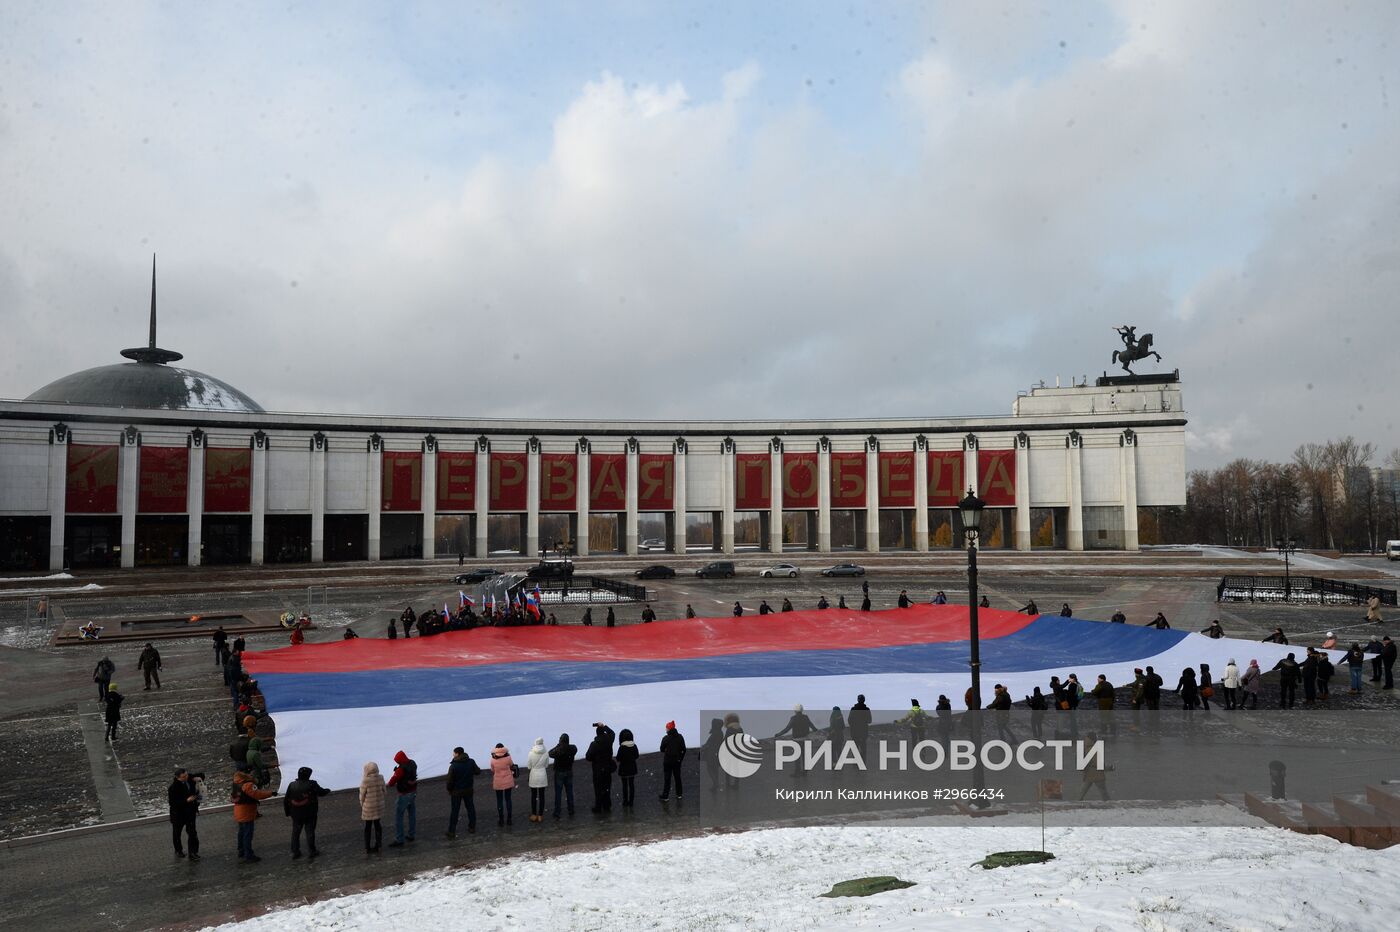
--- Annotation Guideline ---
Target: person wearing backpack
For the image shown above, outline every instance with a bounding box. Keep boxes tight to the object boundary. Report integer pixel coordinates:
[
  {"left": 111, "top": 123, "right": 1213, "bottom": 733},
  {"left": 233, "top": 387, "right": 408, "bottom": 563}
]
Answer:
[
  {"left": 490, "top": 744, "right": 516, "bottom": 826},
  {"left": 229, "top": 732, "right": 252, "bottom": 769},
  {"left": 92, "top": 656, "right": 115, "bottom": 703},
  {"left": 615, "top": 729, "right": 639, "bottom": 807},
  {"left": 283, "top": 766, "right": 330, "bottom": 859},
  {"left": 387, "top": 750, "right": 418, "bottom": 846},
  {"left": 232, "top": 768, "right": 275, "bottom": 863}
]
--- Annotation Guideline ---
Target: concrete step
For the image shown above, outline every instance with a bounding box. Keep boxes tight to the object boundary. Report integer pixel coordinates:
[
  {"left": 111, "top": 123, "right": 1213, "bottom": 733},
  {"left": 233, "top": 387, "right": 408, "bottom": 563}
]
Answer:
[
  {"left": 1244, "top": 792, "right": 1310, "bottom": 833},
  {"left": 1300, "top": 801, "right": 1350, "bottom": 842},
  {"left": 1365, "top": 785, "right": 1400, "bottom": 820}
]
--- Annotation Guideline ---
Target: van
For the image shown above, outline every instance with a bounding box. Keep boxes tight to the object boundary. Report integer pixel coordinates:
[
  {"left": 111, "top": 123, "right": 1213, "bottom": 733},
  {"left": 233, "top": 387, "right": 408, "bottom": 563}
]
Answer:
[
  {"left": 696, "top": 561, "right": 736, "bottom": 579},
  {"left": 1386, "top": 540, "right": 1400, "bottom": 562}
]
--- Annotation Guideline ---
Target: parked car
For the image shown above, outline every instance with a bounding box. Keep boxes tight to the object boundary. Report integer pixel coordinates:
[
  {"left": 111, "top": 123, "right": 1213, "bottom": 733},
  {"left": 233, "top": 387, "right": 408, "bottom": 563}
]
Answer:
[
  {"left": 453, "top": 567, "right": 502, "bottom": 584},
  {"left": 760, "top": 563, "right": 800, "bottom": 578},
  {"left": 526, "top": 559, "right": 575, "bottom": 580},
  {"left": 1387, "top": 540, "right": 1400, "bottom": 562},
  {"left": 695, "top": 561, "right": 736, "bottom": 578},
  {"left": 635, "top": 564, "right": 676, "bottom": 579},
  {"left": 819, "top": 563, "right": 866, "bottom": 577}
]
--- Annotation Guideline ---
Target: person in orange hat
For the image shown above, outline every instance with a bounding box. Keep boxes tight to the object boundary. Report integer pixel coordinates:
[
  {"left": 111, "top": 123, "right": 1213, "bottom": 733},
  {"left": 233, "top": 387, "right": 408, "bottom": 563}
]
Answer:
[{"left": 659, "top": 721, "right": 686, "bottom": 801}]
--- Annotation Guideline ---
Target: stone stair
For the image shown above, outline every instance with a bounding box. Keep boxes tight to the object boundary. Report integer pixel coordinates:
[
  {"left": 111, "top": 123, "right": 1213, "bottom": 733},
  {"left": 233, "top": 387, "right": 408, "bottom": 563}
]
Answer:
[{"left": 1220, "top": 785, "right": 1400, "bottom": 849}]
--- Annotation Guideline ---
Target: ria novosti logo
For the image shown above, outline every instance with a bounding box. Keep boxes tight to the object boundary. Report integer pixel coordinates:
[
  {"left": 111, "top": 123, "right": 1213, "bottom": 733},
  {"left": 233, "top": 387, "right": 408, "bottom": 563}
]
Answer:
[
  {"left": 717, "top": 734, "right": 1105, "bottom": 780},
  {"left": 718, "top": 733, "right": 765, "bottom": 779}
]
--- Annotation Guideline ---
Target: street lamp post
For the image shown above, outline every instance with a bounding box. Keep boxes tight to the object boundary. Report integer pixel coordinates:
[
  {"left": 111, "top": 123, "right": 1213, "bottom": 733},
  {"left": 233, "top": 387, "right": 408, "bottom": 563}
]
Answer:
[
  {"left": 958, "top": 488, "right": 987, "bottom": 708},
  {"left": 958, "top": 488, "right": 987, "bottom": 807},
  {"left": 1275, "top": 537, "right": 1297, "bottom": 602}
]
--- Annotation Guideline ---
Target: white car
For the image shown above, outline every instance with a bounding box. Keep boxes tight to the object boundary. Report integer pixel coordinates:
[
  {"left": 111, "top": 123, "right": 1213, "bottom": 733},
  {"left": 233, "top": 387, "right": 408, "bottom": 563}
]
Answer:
[
  {"left": 760, "top": 563, "right": 800, "bottom": 578},
  {"left": 641, "top": 538, "right": 666, "bottom": 550}
]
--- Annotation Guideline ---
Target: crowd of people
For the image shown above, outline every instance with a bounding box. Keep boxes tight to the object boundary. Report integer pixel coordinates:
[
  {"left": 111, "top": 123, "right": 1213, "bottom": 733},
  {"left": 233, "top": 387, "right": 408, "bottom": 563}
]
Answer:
[{"left": 136, "top": 584, "right": 1398, "bottom": 867}]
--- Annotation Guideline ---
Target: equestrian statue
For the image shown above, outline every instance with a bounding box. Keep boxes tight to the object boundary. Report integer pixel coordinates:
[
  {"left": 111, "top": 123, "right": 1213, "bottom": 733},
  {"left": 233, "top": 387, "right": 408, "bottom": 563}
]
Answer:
[{"left": 1111, "top": 325, "right": 1161, "bottom": 375}]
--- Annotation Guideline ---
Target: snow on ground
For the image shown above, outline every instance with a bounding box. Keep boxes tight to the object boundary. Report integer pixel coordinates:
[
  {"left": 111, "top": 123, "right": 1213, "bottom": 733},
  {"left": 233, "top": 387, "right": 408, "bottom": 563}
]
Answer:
[
  {"left": 0, "top": 572, "right": 74, "bottom": 582},
  {"left": 0, "top": 582, "right": 103, "bottom": 596},
  {"left": 207, "top": 807, "right": 1400, "bottom": 931}
]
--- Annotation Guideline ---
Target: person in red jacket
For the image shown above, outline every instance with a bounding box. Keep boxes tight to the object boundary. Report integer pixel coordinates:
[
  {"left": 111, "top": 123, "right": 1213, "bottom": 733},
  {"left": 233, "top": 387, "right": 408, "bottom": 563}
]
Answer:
[
  {"left": 232, "top": 768, "right": 275, "bottom": 862},
  {"left": 387, "top": 750, "right": 418, "bottom": 846}
]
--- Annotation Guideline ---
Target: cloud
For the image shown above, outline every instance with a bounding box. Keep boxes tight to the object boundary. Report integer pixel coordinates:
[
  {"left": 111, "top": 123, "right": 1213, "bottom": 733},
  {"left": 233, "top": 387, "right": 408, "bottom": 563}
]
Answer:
[{"left": 0, "top": 2, "right": 1397, "bottom": 470}]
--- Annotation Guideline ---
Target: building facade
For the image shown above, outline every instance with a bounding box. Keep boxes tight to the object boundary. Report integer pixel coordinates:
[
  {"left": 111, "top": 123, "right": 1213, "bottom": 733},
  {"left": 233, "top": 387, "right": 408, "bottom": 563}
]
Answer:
[{"left": 0, "top": 374, "right": 1186, "bottom": 571}]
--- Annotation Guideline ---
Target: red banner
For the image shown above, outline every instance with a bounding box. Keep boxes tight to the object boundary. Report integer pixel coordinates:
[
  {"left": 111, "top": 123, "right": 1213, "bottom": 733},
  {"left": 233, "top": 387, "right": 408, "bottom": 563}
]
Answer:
[
  {"left": 928, "top": 451, "right": 965, "bottom": 507},
  {"left": 382, "top": 451, "right": 423, "bottom": 511},
  {"left": 67, "top": 444, "right": 119, "bottom": 513},
  {"left": 638, "top": 454, "right": 674, "bottom": 511},
  {"left": 436, "top": 451, "right": 476, "bottom": 512},
  {"left": 878, "top": 452, "right": 916, "bottom": 508},
  {"left": 734, "top": 453, "right": 771, "bottom": 511},
  {"left": 829, "top": 452, "right": 866, "bottom": 508},
  {"left": 204, "top": 448, "right": 251, "bottom": 513},
  {"left": 540, "top": 453, "right": 578, "bottom": 512},
  {"left": 139, "top": 446, "right": 189, "bottom": 513},
  {"left": 782, "top": 452, "right": 819, "bottom": 509},
  {"left": 489, "top": 452, "right": 528, "bottom": 511},
  {"left": 589, "top": 453, "right": 626, "bottom": 512},
  {"left": 978, "top": 449, "right": 1017, "bottom": 506}
]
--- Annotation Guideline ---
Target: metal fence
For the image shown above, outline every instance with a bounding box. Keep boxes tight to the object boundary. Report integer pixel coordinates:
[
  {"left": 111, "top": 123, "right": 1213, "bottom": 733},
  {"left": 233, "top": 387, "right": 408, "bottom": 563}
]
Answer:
[{"left": 1217, "top": 575, "right": 1398, "bottom": 606}]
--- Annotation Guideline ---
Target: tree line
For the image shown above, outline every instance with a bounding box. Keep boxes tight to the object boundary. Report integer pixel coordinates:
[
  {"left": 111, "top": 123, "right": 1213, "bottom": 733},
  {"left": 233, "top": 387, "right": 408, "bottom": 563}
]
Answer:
[{"left": 1150, "top": 437, "right": 1400, "bottom": 552}]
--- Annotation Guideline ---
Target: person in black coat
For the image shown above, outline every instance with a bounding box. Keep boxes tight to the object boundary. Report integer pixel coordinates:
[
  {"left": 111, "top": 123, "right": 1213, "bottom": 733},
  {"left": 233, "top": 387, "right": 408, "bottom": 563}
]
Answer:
[
  {"left": 1383, "top": 637, "right": 1397, "bottom": 690},
  {"left": 550, "top": 734, "right": 578, "bottom": 817},
  {"left": 606, "top": 607, "right": 616, "bottom": 627},
  {"left": 658, "top": 722, "right": 686, "bottom": 801},
  {"left": 104, "top": 684, "right": 124, "bottom": 741},
  {"left": 758, "top": 600, "right": 773, "bottom": 615},
  {"left": 615, "top": 729, "right": 640, "bottom": 807},
  {"left": 446, "top": 747, "right": 482, "bottom": 836},
  {"left": 1272, "top": 653, "right": 1301, "bottom": 708},
  {"left": 848, "top": 694, "right": 872, "bottom": 762},
  {"left": 700, "top": 718, "right": 723, "bottom": 788},
  {"left": 283, "top": 766, "right": 331, "bottom": 858},
  {"left": 1365, "top": 637, "right": 1385, "bottom": 682},
  {"left": 1143, "top": 666, "right": 1163, "bottom": 710},
  {"left": 212, "top": 628, "right": 228, "bottom": 667},
  {"left": 1175, "top": 667, "right": 1199, "bottom": 710},
  {"left": 168, "top": 768, "right": 201, "bottom": 859},
  {"left": 586, "top": 723, "right": 616, "bottom": 813},
  {"left": 93, "top": 656, "right": 115, "bottom": 702}
]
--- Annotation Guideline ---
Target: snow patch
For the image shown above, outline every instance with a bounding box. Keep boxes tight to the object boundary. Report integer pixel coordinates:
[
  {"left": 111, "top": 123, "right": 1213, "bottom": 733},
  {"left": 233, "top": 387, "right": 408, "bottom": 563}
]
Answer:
[
  {"left": 0, "top": 573, "right": 74, "bottom": 582},
  {"left": 204, "top": 811, "right": 1400, "bottom": 930}
]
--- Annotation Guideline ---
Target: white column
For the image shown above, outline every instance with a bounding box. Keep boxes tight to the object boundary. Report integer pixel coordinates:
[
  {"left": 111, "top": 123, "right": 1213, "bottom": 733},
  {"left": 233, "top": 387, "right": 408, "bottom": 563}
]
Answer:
[
  {"left": 421, "top": 444, "right": 436, "bottom": 560},
  {"left": 309, "top": 441, "right": 326, "bottom": 563},
  {"left": 913, "top": 444, "right": 929, "bottom": 553},
  {"left": 575, "top": 447, "right": 591, "bottom": 557},
  {"left": 47, "top": 433, "right": 67, "bottom": 571},
  {"left": 672, "top": 445, "right": 687, "bottom": 555},
  {"left": 187, "top": 441, "right": 205, "bottom": 566},
  {"left": 624, "top": 444, "right": 640, "bottom": 556},
  {"left": 250, "top": 437, "right": 267, "bottom": 564},
  {"left": 474, "top": 447, "right": 489, "bottom": 558},
  {"left": 119, "top": 437, "right": 138, "bottom": 569},
  {"left": 526, "top": 445, "right": 541, "bottom": 558},
  {"left": 817, "top": 445, "right": 832, "bottom": 553},
  {"left": 768, "top": 446, "right": 783, "bottom": 554},
  {"left": 864, "top": 443, "right": 880, "bottom": 553},
  {"left": 367, "top": 444, "right": 382, "bottom": 561},
  {"left": 1015, "top": 439, "right": 1031, "bottom": 551},
  {"left": 721, "top": 443, "right": 735, "bottom": 554},
  {"left": 1066, "top": 437, "right": 1084, "bottom": 552},
  {"left": 1122, "top": 435, "right": 1139, "bottom": 551}
]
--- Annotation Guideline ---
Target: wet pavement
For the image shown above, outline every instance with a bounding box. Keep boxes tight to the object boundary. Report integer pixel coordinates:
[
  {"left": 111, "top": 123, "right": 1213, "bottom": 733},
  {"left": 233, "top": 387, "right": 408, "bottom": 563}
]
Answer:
[{"left": 2, "top": 557, "right": 1398, "bottom": 929}]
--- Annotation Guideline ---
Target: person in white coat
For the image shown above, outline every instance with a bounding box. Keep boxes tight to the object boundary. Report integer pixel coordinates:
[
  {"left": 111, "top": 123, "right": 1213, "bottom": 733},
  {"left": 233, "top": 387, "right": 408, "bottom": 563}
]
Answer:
[
  {"left": 526, "top": 737, "right": 549, "bottom": 822},
  {"left": 1221, "top": 659, "right": 1241, "bottom": 710}
]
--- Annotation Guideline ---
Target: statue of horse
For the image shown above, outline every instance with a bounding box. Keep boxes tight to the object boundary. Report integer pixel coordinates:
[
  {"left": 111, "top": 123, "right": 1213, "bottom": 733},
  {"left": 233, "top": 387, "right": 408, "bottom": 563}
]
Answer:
[{"left": 1111, "top": 330, "right": 1161, "bottom": 374}]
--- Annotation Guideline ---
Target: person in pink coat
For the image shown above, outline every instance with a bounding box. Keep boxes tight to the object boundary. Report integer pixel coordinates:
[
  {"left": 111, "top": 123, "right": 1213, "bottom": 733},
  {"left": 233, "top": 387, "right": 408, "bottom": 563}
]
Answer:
[{"left": 490, "top": 743, "right": 516, "bottom": 827}]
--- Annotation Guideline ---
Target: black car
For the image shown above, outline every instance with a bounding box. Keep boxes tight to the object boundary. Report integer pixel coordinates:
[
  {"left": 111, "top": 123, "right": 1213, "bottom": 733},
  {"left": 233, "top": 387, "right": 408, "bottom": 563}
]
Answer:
[
  {"left": 527, "top": 559, "right": 575, "bottom": 581},
  {"left": 819, "top": 563, "right": 866, "bottom": 577},
  {"left": 453, "top": 568, "right": 502, "bottom": 584},
  {"left": 635, "top": 564, "right": 676, "bottom": 579},
  {"left": 696, "top": 561, "right": 736, "bottom": 579}
]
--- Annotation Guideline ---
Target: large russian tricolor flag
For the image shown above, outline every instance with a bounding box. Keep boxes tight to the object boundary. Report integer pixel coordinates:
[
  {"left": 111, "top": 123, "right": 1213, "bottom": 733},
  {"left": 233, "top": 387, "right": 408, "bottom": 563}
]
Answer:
[{"left": 243, "top": 606, "right": 1334, "bottom": 791}]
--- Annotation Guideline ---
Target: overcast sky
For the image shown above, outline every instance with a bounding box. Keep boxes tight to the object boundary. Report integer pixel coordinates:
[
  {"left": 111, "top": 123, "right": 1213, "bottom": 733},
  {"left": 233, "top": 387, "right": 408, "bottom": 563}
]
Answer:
[{"left": 1, "top": 1, "right": 1397, "bottom": 469}]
